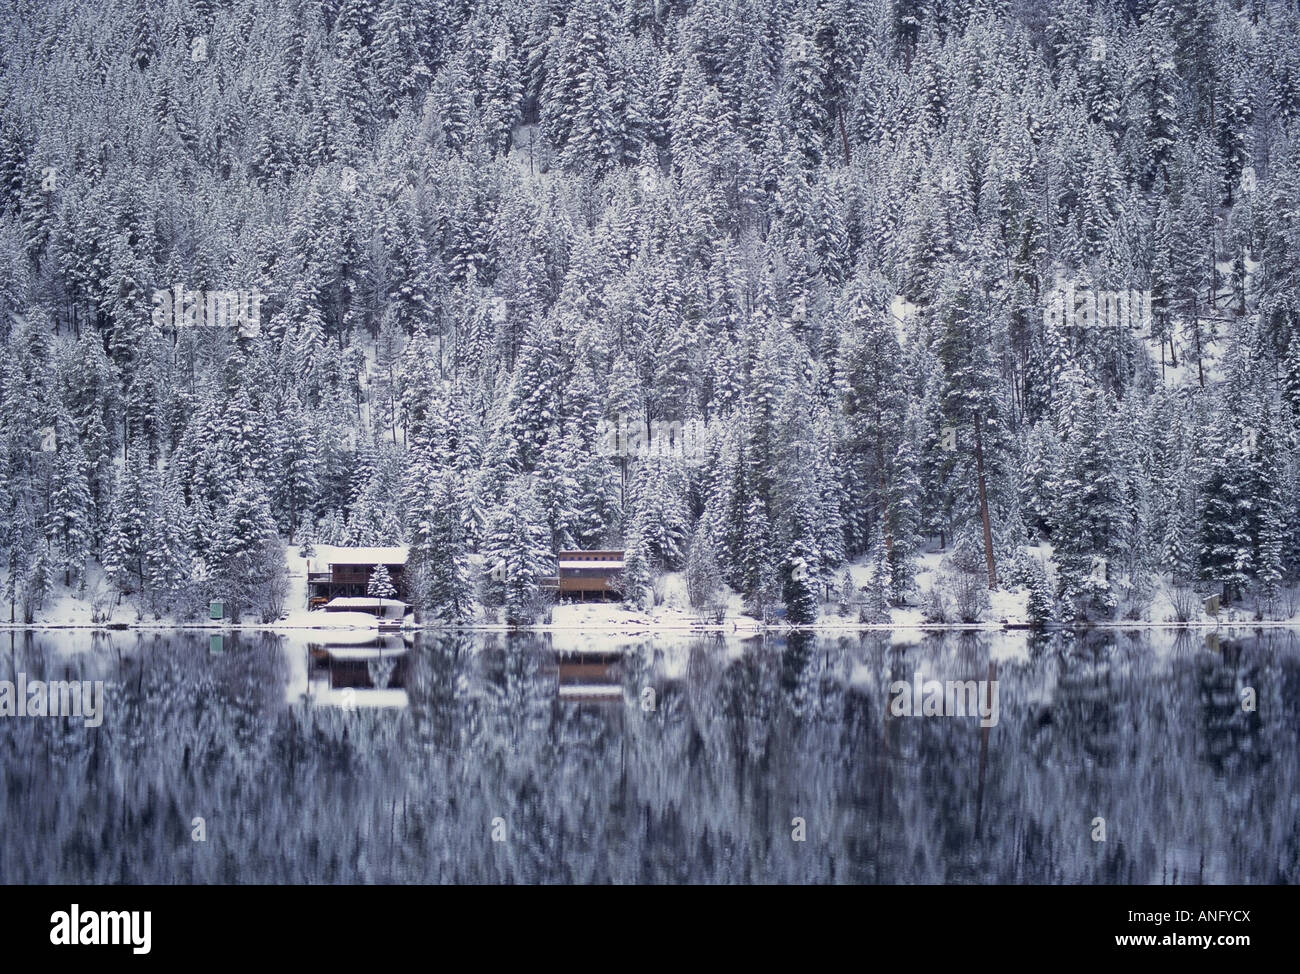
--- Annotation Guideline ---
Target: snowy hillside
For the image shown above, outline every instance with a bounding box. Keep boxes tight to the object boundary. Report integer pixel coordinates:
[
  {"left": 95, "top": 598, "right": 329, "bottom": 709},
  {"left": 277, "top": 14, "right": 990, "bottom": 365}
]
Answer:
[{"left": 0, "top": 1, "right": 1297, "bottom": 630}]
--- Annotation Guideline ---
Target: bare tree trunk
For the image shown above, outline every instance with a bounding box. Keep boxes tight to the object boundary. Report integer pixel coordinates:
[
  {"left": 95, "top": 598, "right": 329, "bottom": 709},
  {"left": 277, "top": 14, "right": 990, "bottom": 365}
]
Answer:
[
  {"left": 1193, "top": 303, "right": 1205, "bottom": 388},
  {"left": 973, "top": 410, "right": 998, "bottom": 589},
  {"left": 877, "top": 437, "right": 892, "bottom": 559}
]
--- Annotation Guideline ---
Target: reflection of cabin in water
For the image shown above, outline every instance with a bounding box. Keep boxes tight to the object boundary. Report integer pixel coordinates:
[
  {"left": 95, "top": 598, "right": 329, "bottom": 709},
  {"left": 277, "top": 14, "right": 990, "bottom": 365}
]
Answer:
[
  {"left": 540, "top": 550, "right": 625, "bottom": 601},
  {"left": 307, "top": 636, "right": 410, "bottom": 708},
  {"left": 546, "top": 650, "right": 624, "bottom": 702},
  {"left": 307, "top": 547, "right": 408, "bottom": 608}
]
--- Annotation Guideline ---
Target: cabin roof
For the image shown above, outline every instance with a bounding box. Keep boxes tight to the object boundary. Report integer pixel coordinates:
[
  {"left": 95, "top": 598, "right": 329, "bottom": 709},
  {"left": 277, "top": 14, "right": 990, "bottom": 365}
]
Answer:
[
  {"left": 322, "top": 597, "right": 408, "bottom": 609},
  {"left": 558, "top": 559, "right": 624, "bottom": 570},
  {"left": 322, "top": 546, "right": 409, "bottom": 566}
]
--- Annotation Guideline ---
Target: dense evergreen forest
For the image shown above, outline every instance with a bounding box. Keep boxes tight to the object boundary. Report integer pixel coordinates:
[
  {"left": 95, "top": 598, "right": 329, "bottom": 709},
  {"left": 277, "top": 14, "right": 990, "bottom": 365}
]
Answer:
[{"left": 2, "top": 0, "right": 1299, "bottom": 625}]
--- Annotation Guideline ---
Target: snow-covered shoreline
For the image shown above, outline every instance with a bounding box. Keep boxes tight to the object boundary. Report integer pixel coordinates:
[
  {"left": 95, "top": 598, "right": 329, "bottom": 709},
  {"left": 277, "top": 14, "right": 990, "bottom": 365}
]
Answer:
[
  {"left": 3, "top": 619, "right": 1297, "bottom": 633},
  {"left": 11, "top": 544, "right": 1293, "bottom": 635}
]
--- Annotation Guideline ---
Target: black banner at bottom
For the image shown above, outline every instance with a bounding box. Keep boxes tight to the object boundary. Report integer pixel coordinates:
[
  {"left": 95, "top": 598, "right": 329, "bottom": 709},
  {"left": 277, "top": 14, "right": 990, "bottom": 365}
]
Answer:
[{"left": 0, "top": 884, "right": 1280, "bottom": 961}]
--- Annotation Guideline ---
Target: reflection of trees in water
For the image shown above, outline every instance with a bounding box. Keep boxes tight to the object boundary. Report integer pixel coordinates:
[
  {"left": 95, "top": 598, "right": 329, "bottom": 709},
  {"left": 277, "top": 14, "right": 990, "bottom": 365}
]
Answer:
[
  {"left": 366, "top": 656, "right": 395, "bottom": 690},
  {"left": 1054, "top": 631, "right": 1121, "bottom": 768},
  {"left": 1196, "top": 636, "right": 1266, "bottom": 775},
  {"left": 0, "top": 629, "right": 1296, "bottom": 883}
]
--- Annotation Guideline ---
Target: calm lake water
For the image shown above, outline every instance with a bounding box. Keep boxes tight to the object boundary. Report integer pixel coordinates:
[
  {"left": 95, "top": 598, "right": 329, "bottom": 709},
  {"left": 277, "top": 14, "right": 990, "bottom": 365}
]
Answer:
[{"left": 0, "top": 628, "right": 1296, "bottom": 884}]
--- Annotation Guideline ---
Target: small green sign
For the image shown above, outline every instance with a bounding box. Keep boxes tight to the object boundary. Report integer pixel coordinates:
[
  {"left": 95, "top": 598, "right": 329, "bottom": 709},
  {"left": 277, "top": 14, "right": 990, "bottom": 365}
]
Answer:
[{"left": 209, "top": 601, "right": 224, "bottom": 620}]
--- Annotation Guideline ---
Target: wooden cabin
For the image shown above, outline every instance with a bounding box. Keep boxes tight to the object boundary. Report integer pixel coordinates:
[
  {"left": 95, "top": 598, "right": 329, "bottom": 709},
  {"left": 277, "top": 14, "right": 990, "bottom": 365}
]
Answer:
[
  {"left": 307, "top": 546, "right": 408, "bottom": 607},
  {"left": 541, "top": 550, "right": 625, "bottom": 601}
]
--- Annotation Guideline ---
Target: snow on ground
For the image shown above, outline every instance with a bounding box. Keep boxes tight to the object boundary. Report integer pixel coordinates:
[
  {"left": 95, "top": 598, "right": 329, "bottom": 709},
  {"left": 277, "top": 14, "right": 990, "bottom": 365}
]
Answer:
[
  {"left": 542, "top": 571, "right": 758, "bottom": 640},
  {"left": 506, "top": 123, "right": 559, "bottom": 188},
  {"left": 890, "top": 295, "right": 919, "bottom": 345},
  {"left": 912, "top": 549, "right": 946, "bottom": 601},
  {"left": 828, "top": 548, "right": 1028, "bottom": 627},
  {"left": 31, "top": 578, "right": 132, "bottom": 626},
  {"left": 6, "top": 563, "right": 136, "bottom": 627},
  {"left": 988, "top": 587, "right": 1029, "bottom": 625}
]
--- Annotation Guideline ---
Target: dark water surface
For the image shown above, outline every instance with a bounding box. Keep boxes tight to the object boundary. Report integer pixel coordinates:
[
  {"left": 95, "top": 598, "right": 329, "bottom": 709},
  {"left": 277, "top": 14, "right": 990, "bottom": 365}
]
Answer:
[{"left": 1, "top": 628, "right": 1296, "bottom": 883}]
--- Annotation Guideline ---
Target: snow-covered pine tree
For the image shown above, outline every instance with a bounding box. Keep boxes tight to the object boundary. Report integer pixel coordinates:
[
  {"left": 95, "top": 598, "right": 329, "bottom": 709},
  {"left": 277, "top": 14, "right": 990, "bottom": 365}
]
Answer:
[
  {"left": 480, "top": 478, "right": 551, "bottom": 625},
  {"left": 858, "top": 545, "right": 891, "bottom": 625},
  {"left": 102, "top": 448, "right": 151, "bottom": 593},
  {"left": 45, "top": 422, "right": 92, "bottom": 586},
  {"left": 1051, "top": 377, "right": 1121, "bottom": 620},
  {"left": 407, "top": 473, "right": 474, "bottom": 623},
  {"left": 367, "top": 563, "right": 397, "bottom": 599},
  {"left": 684, "top": 517, "right": 722, "bottom": 611},
  {"left": 272, "top": 391, "right": 320, "bottom": 542},
  {"left": 143, "top": 474, "right": 191, "bottom": 616},
  {"left": 618, "top": 514, "right": 654, "bottom": 611},
  {"left": 781, "top": 498, "right": 822, "bottom": 625}
]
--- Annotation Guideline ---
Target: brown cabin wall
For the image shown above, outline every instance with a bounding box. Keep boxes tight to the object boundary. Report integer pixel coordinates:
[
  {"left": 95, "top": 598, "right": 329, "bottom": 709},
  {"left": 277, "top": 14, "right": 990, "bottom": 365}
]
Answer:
[
  {"left": 330, "top": 564, "right": 404, "bottom": 587},
  {"left": 309, "top": 563, "right": 407, "bottom": 603}
]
